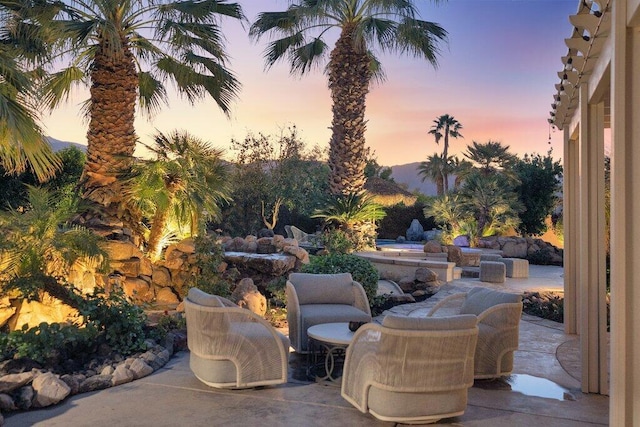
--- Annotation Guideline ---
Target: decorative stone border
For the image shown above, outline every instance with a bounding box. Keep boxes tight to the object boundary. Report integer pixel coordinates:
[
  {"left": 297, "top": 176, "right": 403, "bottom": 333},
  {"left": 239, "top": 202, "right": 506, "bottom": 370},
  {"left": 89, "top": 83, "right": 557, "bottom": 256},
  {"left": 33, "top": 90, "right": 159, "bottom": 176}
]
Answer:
[{"left": 0, "top": 332, "right": 185, "bottom": 421}]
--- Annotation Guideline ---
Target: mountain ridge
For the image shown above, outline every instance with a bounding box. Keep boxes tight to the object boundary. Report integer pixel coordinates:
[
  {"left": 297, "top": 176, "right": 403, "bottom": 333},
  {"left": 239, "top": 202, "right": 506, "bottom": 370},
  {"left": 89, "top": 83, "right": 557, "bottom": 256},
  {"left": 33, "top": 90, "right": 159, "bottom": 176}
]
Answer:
[
  {"left": 44, "top": 137, "right": 438, "bottom": 197},
  {"left": 389, "top": 162, "right": 438, "bottom": 197}
]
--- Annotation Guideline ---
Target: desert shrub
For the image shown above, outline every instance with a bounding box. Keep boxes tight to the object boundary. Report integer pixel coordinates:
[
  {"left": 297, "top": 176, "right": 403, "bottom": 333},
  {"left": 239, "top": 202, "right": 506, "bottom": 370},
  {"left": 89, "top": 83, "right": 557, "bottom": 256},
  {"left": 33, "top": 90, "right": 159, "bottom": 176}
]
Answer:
[{"left": 301, "top": 253, "right": 379, "bottom": 304}]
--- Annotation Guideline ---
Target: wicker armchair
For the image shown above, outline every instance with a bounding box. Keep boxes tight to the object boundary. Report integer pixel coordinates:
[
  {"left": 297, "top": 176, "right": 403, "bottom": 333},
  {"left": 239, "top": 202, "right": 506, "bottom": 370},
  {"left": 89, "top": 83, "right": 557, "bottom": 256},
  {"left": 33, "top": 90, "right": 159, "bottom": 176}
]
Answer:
[
  {"left": 427, "top": 287, "right": 523, "bottom": 379},
  {"left": 341, "top": 315, "right": 479, "bottom": 424},
  {"left": 286, "top": 273, "right": 371, "bottom": 353},
  {"left": 184, "top": 288, "right": 290, "bottom": 389}
]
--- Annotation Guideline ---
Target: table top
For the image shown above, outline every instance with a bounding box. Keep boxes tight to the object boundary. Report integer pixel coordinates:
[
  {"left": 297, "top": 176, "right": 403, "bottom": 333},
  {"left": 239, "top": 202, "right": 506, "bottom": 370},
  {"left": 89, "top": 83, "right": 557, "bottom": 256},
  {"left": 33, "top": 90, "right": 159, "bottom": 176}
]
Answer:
[{"left": 307, "top": 322, "right": 355, "bottom": 346}]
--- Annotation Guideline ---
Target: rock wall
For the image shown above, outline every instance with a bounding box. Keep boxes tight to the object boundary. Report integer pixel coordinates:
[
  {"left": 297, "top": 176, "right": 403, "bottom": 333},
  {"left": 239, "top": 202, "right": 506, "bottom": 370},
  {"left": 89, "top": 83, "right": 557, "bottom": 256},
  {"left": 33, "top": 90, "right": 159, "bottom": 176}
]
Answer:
[
  {"left": 2, "top": 234, "right": 309, "bottom": 331},
  {"left": 477, "top": 236, "right": 563, "bottom": 265}
]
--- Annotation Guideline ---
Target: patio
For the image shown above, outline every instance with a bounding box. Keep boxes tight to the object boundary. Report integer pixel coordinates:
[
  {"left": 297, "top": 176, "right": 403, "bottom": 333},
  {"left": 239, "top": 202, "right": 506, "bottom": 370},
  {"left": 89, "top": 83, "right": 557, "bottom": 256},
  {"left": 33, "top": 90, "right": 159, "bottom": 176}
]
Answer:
[{"left": 5, "top": 266, "right": 609, "bottom": 426}]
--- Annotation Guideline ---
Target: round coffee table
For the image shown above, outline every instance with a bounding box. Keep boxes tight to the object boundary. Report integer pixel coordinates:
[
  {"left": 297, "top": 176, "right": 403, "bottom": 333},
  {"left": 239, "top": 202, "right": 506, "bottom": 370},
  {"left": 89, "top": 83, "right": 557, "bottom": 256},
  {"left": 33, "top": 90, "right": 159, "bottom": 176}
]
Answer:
[{"left": 307, "top": 322, "right": 355, "bottom": 382}]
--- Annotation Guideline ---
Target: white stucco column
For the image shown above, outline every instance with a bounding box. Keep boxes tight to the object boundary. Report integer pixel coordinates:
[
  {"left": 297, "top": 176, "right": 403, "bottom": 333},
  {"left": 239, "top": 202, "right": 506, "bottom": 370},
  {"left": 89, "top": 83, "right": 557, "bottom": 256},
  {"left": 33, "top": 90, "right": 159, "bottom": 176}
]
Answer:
[
  {"left": 563, "top": 127, "right": 578, "bottom": 335},
  {"left": 610, "top": 0, "right": 640, "bottom": 423},
  {"left": 577, "top": 85, "right": 608, "bottom": 394}
]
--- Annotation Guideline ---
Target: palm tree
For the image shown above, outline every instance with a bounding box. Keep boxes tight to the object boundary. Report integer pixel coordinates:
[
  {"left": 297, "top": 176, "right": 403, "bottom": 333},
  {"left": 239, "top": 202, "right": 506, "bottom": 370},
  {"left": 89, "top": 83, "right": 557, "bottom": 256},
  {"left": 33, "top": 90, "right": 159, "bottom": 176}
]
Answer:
[
  {"left": 458, "top": 172, "right": 521, "bottom": 243},
  {"left": 0, "top": 1, "right": 60, "bottom": 181},
  {"left": 0, "top": 186, "right": 108, "bottom": 303},
  {"left": 424, "top": 193, "right": 465, "bottom": 242},
  {"left": 312, "top": 191, "right": 386, "bottom": 252},
  {"left": 428, "top": 114, "right": 463, "bottom": 193},
  {"left": 463, "top": 140, "right": 518, "bottom": 180},
  {"left": 21, "top": 0, "right": 244, "bottom": 229},
  {"left": 450, "top": 156, "right": 474, "bottom": 190},
  {"left": 127, "top": 130, "right": 230, "bottom": 261},
  {"left": 417, "top": 153, "right": 447, "bottom": 196},
  {"left": 250, "top": 1, "right": 447, "bottom": 196}
]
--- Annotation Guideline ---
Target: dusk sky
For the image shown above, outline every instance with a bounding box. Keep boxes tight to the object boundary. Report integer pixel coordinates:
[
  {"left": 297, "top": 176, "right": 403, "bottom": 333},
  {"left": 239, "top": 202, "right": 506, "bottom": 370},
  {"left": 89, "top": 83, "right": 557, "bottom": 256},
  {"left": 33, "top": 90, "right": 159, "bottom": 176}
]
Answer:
[{"left": 41, "top": 0, "right": 578, "bottom": 167}]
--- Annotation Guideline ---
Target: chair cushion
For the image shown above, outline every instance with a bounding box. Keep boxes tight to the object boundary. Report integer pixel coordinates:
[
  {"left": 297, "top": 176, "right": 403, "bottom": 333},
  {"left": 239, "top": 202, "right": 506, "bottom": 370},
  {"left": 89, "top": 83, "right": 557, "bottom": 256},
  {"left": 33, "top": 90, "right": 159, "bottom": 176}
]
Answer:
[
  {"left": 368, "top": 387, "right": 468, "bottom": 421},
  {"left": 288, "top": 273, "right": 355, "bottom": 305},
  {"left": 460, "top": 287, "right": 522, "bottom": 316},
  {"left": 190, "top": 353, "right": 237, "bottom": 385},
  {"left": 300, "top": 304, "right": 371, "bottom": 333},
  {"left": 382, "top": 314, "right": 477, "bottom": 331},
  {"left": 187, "top": 287, "right": 223, "bottom": 307}
]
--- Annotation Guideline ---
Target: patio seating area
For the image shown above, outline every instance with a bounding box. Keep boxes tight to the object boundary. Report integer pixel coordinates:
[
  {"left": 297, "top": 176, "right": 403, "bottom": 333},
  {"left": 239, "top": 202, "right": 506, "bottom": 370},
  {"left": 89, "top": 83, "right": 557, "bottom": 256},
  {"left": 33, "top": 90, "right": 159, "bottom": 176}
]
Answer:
[{"left": 5, "top": 266, "right": 609, "bottom": 426}]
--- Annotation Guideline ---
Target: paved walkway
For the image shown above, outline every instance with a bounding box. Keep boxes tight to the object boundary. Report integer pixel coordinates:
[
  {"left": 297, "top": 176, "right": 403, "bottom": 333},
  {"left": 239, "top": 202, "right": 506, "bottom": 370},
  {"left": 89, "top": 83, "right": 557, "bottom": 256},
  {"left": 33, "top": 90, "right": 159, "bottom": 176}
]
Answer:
[{"left": 5, "top": 266, "right": 610, "bottom": 427}]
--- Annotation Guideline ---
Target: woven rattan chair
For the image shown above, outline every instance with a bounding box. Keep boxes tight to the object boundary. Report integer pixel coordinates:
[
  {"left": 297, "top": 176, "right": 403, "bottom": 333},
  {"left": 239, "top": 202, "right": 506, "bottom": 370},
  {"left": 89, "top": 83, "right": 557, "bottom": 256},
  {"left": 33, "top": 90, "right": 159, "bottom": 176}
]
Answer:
[
  {"left": 427, "top": 287, "right": 523, "bottom": 379},
  {"left": 341, "top": 314, "right": 479, "bottom": 424},
  {"left": 184, "top": 288, "right": 290, "bottom": 389},
  {"left": 286, "top": 272, "right": 371, "bottom": 353}
]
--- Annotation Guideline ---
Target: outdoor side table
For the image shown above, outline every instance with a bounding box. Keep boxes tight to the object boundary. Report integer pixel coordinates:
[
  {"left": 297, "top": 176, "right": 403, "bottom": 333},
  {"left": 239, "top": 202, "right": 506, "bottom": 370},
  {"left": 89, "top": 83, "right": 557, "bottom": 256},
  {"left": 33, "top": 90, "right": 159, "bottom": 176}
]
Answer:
[{"left": 307, "top": 322, "right": 354, "bottom": 382}]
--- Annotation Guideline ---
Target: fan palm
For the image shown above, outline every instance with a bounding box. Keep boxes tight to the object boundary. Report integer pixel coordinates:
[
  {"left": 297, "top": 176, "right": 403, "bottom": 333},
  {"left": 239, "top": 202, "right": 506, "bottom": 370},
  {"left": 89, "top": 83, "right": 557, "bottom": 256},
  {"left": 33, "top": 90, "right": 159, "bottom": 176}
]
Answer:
[
  {"left": 20, "top": 0, "right": 244, "bottom": 228},
  {"left": 428, "top": 114, "right": 463, "bottom": 193},
  {"left": 127, "top": 130, "right": 230, "bottom": 260},
  {"left": 450, "top": 156, "right": 474, "bottom": 190},
  {"left": 312, "top": 191, "right": 385, "bottom": 229},
  {"left": 458, "top": 172, "right": 521, "bottom": 242},
  {"left": 464, "top": 140, "right": 518, "bottom": 181},
  {"left": 417, "top": 153, "right": 449, "bottom": 196},
  {"left": 312, "top": 191, "right": 386, "bottom": 251},
  {"left": 250, "top": 0, "right": 447, "bottom": 196},
  {"left": 0, "top": 2, "right": 60, "bottom": 181},
  {"left": 0, "top": 186, "right": 108, "bottom": 302}
]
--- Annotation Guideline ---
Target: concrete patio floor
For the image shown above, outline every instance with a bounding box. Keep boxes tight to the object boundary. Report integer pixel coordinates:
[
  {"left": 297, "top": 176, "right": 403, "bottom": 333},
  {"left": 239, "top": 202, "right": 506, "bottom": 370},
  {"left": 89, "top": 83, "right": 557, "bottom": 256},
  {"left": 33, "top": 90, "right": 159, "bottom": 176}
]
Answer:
[{"left": 5, "top": 266, "right": 609, "bottom": 427}]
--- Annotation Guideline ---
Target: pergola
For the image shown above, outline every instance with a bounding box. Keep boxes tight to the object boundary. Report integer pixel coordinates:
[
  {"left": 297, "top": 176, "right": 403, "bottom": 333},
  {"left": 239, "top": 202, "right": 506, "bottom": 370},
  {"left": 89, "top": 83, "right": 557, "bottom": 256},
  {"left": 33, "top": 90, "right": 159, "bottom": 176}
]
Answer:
[{"left": 549, "top": 0, "right": 639, "bottom": 424}]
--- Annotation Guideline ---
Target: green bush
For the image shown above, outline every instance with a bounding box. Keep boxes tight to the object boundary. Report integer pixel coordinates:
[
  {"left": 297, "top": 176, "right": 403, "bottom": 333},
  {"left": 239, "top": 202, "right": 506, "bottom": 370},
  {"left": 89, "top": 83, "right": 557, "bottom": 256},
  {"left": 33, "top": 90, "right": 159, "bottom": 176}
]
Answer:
[
  {"left": 146, "top": 312, "right": 187, "bottom": 343},
  {"left": 321, "top": 229, "right": 354, "bottom": 254},
  {"left": 265, "top": 277, "right": 287, "bottom": 308},
  {"left": 75, "top": 288, "right": 147, "bottom": 355},
  {"left": 301, "top": 253, "right": 379, "bottom": 304},
  {"left": 0, "top": 286, "right": 149, "bottom": 368},
  {"left": 186, "top": 234, "right": 233, "bottom": 297},
  {"left": 0, "top": 322, "right": 98, "bottom": 367}
]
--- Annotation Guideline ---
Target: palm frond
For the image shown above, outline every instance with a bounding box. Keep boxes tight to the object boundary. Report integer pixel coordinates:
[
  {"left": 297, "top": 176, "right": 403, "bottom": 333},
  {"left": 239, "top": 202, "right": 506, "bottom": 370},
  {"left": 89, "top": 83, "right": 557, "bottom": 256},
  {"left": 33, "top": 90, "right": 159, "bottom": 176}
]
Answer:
[
  {"left": 263, "top": 33, "right": 304, "bottom": 67},
  {"left": 291, "top": 37, "right": 327, "bottom": 74},
  {"left": 395, "top": 18, "right": 448, "bottom": 66},
  {"left": 41, "top": 66, "right": 85, "bottom": 110},
  {"left": 249, "top": 11, "right": 299, "bottom": 39},
  {"left": 160, "top": 53, "right": 240, "bottom": 113},
  {"left": 138, "top": 71, "right": 167, "bottom": 116}
]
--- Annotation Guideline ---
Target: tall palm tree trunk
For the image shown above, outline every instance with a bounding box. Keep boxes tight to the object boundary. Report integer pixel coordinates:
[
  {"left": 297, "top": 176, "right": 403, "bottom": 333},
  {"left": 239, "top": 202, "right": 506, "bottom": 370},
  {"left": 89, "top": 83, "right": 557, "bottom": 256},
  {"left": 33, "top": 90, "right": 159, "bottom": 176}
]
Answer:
[
  {"left": 442, "top": 126, "right": 449, "bottom": 193},
  {"left": 82, "top": 36, "right": 139, "bottom": 230},
  {"left": 147, "top": 204, "right": 172, "bottom": 261},
  {"left": 327, "top": 24, "right": 372, "bottom": 196}
]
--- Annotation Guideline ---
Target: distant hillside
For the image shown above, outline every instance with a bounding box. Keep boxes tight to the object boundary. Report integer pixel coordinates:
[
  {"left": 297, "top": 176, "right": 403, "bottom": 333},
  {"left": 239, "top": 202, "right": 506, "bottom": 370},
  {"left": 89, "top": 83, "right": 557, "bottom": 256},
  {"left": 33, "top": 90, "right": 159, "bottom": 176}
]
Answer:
[
  {"left": 389, "top": 162, "right": 438, "bottom": 197},
  {"left": 46, "top": 137, "right": 86, "bottom": 152}
]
